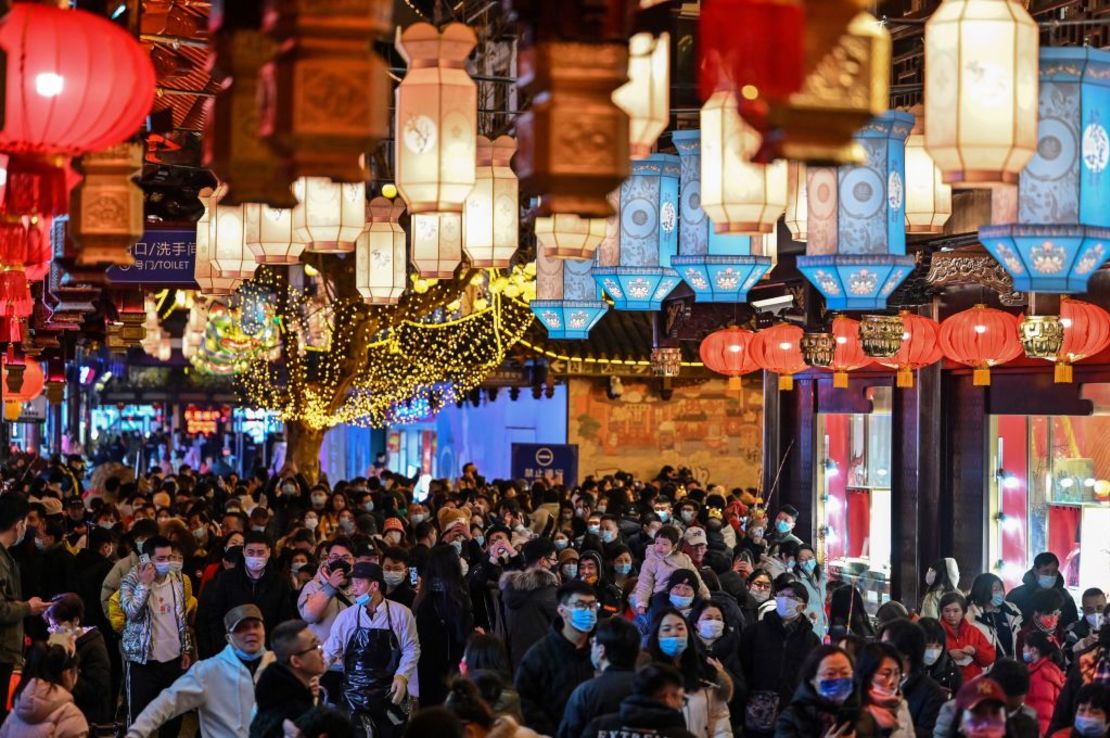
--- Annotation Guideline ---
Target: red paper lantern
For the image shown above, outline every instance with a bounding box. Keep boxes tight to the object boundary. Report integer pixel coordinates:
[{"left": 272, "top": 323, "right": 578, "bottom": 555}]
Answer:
[
  {"left": 1, "top": 355, "right": 44, "bottom": 402},
  {"left": 699, "top": 0, "right": 805, "bottom": 104},
  {"left": 0, "top": 222, "right": 31, "bottom": 319},
  {"left": 827, "top": 315, "right": 872, "bottom": 388},
  {"left": 939, "top": 305, "right": 1022, "bottom": 386},
  {"left": 1054, "top": 298, "right": 1110, "bottom": 383},
  {"left": 877, "top": 312, "right": 943, "bottom": 388},
  {"left": 751, "top": 322, "right": 807, "bottom": 390},
  {"left": 699, "top": 326, "right": 759, "bottom": 390}
]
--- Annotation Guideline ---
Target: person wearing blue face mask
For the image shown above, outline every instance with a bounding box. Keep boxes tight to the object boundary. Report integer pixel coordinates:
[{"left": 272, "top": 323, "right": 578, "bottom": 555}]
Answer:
[
  {"left": 648, "top": 569, "right": 703, "bottom": 624},
  {"left": 646, "top": 608, "right": 734, "bottom": 738},
  {"left": 124, "top": 604, "right": 268, "bottom": 738},
  {"left": 1006, "top": 551, "right": 1079, "bottom": 630},
  {"left": 967, "top": 572, "right": 1024, "bottom": 660},
  {"left": 513, "top": 581, "right": 600, "bottom": 737},
  {"left": 775, "top": 644, "right": 871, "bottom": 738},
  {"left": 795, "top": 545, "right": 829, "bottom": 640},
  {"left": 766, "top": 505, "right": 804, "bottom": 547}
]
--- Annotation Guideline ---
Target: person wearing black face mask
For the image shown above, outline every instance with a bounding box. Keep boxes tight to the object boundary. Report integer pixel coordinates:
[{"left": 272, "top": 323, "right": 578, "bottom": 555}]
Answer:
[{"left": 1048, "top": 605, "right": 1110, "bottom": 736}]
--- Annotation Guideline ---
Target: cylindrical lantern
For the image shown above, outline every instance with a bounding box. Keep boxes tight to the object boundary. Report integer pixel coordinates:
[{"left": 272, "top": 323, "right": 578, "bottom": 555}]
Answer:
[
  {"left": 979, "top": 48, "right": 1110, "bottom": 294},
  {"left": 291, "top": 177, "right": 366, "bottom": 254},
  {"left": 464, "top": 135, "right": 519, "bottom": 268},
  {"left": 784, "top": 162, "right": 807, "bottom": 242},
  {"left": 1, "top": 356, "right": 44, "bottom": 403},
  {"left": 0, "top": 223, "right": 31, "bottom": 319},
  {"left": 671, "top": 130, "right": 772, "bottom": 302},
  {"left": 905, "top": 106, "right": 952, "bottom": 234},
  {"left": 613, "top": 32, "right": 670, "bottom": 160},
  {"left": 531, "top": 251, "right": 608, "bottom": 340},
  {"left": 924, "top": 0, "right": 1039, "bottom": 187},
  {"left": 827, "top": 316, "right": 872, "bottom": 388},
  {"left": 194, "top": 190, "right": 241, "bottom": 296},
  {"left": 751, "top": 323, "right": 807, "bottom": 390},
  {"left": 700, "top": 90, "right": 787, "bottom": 234},
  {"left": 356, "top": 197, "right": 407, "bottom": 305},
  {"left": 1053, "top": 298, "right": 1110, "bottom": 383},
  {"left": 535, "top": 214, "right": 610, "bottom": 261},
  {"left": 209, "top": 193, "right": 257, "bottom": 280},
  {"left": 939, "top": 305, "right": 1022, "bottom": 386},
  {"left": 243, "top": 204, "right": 305, "bottom": 265},
  {"left": 411, "top": 212, "right": 463, "bottom": 279},
  {"left": 592, "top": 154, "right": 681, "bottom": 311},
  {"left": 394, "top": 23, "right": 478, "bottom": 214},
  {"left": 797, "top": 111, "right": 916, "bottom": 310},
  {"left": 699, "top": 326, "right": 759, "bottom": 390},
  {"left": 877, "top": 312, "right": 944, "bottom": 388}
]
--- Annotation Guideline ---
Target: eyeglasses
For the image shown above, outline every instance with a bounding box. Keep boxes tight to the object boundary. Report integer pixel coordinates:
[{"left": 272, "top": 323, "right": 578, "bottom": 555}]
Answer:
[
  {"left": 294, "top": 643, "right": 323, "bottom": 657},
  {"left": 567, "top": 602, "right": 599, "bottom": 612}
]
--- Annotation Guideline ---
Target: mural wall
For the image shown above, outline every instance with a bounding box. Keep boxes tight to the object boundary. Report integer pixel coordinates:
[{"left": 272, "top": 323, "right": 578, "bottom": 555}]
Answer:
[{"left": 567, "top": 375, "right": 763, "bottom": 489}]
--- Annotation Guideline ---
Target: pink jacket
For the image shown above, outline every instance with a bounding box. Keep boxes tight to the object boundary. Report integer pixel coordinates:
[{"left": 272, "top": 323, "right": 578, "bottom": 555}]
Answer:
[
  {"left": 0, "top": 679, "right": 89, "bottom": 738},
  {"left": 632, "top": 546, "right": 709, "bottom": 609}
]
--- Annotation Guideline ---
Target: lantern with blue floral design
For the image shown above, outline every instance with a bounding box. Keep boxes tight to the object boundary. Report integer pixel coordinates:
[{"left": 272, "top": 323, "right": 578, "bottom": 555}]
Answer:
[
  {"left": 979, "top": 48, "right": 1110, "bottom": 294},
  {"left": 530, "top": 250, "right": 608, "bottom": 340},
  {"left": 592, "top": 154, "right": 681, "bottom": 311},
  {"left": 796, "top": 111, "right": 916, "bottom": 310},
  {"left": 670, "top": 131, "right": 772, "bottom": 303}
]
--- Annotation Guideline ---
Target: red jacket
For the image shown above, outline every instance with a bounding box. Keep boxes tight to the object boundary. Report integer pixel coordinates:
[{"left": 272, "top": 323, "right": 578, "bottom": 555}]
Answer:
[
  {"left": 942, "top": 618, "right": 996, "bottom": 682},
  {"left": 1026, "top": 657, "right": 1065, "bottom": 737}
]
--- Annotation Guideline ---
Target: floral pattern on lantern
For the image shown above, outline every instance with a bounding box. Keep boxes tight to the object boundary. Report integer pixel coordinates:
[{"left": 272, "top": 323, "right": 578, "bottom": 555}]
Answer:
[
  {"left": 751, "top": 322, "right": 807, "bottom": 390},
  {"left": 394, "top": 23, "right": 478, "bottom": 215},
  {"left": 613, "top": 32, "right": 670, "bottom": 160},
  {"left": 979, "top": 48, "right": 1110, "bottom": 294},
  {"left": 924, "top": 0, "right": 1039, "bottom": 187},
  {"left": 411, "top": 212, "right": 463, "bottom": 279},
  {"left": 797, "top": 111, "right": 916, "bottom": 310},
  {"left": 244, "top": 204, "right": 305, "bottom": 265},
  {"left": 1051, "top": 297, "right": 1110, "bottom": 383},
  {"left": 531, "top": 251, "right": 608, "bottom": 340},
  {"left": 292, "top": 177, "right": 366, "bottom": 254},
  {"left": 826, "top": 315, "right": 873, "bottom": 388},
  {"left": 194, "top": 190, "right": 241, "bottom": 296},
  {"left": 784, "top": 162, "right": 808, "bottom": 242},
  {"left": 939, "top": 305, "right": 1022, "bottom": 386},
  {"left": 207, "top": 187, "right": 256, "bottom": 281},
  {"left": 356, "top": 197, "right": 407, "bottom": 305},
  {"left": 699, "top": 326, "right": 759, "bottom": 390},
  {"left": 670, "top": 131, "right": 771, "bottom": 302},
  {"left": 876, "top": 312, "right": 944, "bottom": 388},
  {"left": 592, "top": 154, "right": 681, "bottom": 311},
  {"left": 905, "top": 106, "right": 951, "bottom": 234},
  {"left": 464, "top": 135, "right": 519, "bottom": 268}
]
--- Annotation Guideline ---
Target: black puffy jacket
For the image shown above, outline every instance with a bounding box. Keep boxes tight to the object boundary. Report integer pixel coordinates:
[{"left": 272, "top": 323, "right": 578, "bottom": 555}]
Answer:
[
  {"left": 515, "top": 623, "right": 595, "bottom": 736},
  {"left": 774, "top": 681, "right": 878, "bottom": 738},
  {"left": 584, "top": 694, "right": 698, "bottom": 738}
]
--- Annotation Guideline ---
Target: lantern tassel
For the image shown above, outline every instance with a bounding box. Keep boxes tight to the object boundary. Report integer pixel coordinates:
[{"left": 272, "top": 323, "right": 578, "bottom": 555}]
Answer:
[
  {"left": 1055, "top": 362, "right": 1072, "bottom": 384},
  {"left": 833, "top": 371, "right": 848, "bottom": 389},
  {"left": 973, "top": 367, "right": 991, "bottom": 386},
  {"left": 727, "top": 376, "right": 742, "bottom": 391},
  {"left": 896, "top": 368, "right": 914, "bottom": 389},
  {"left": 778, "top": 374, "right": 794, "bottom": 391}
]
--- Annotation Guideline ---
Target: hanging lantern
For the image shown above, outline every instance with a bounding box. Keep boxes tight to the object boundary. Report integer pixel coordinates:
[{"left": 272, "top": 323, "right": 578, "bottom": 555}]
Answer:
[
  {"left": 979, "top": 48, "right": 1110, "bottom": 293},
  {"left": 291, "top": 177, "right": 366, "bottom": 254},
  {"left": 877, "top": 312, "right": 944, "bottom": 388},
  {"left": 535, "top": 214, "right": 610, "bottom": 261},
  {"left": 69, "top": 143, "right": 143, "bottom": 269},
  {"left": 670, "top": 130, "right": 771, "bottom": 302},
  {"left": 801, "top": 331, "right": 835, "bottom": 368},
  {"left": 207, "top": 4, "right": 295, "bottom": 208},
  {"left": 700, "top": 90, "right": 787, "bottom": 234},
  {"left": 531, "top": 251, "right": 608, "bottom": 340},
  {"left": 784, "top": 162, "right": 807, "bottom": 242},
  {"left": 259, "top": 0, "right": 393, "bottom": 184},
  {"left": 827, "top": 315, "right": 873, "bottom": 388},
  {"left": 757, "top": 13, "right": 891, "bottom": 165},
  {"left": 208, "top": 193, "right": 256, "bottom": 280},
  {"left": 1018, "top": 315, "right": 1064, "bottom": 361},
  {"left": 592, "top": 154, "right": 681, "bottom": 311},
  {"left": 751, "top": 322, "right": 807, "bottom": 390},
  {"left": 463, "top": 135, "right": 518, "bottom": 268},
  {"left": 0, "top": 222, "right": 31, "bottom": 319},
  {"left": 1, "top": 355, "right": 43, "bottom": 403},
  {"left": 860, "top": 314, "right": 905, "bottom": 358},
  {"left": 613, "top": 32, "right": 670, "bottom": 160},
  {"left": 243, "top": 204, "right": 305, "bottom": 265},
  {"left": 699, "top": 326, "right": 759, "bottom": 390},
  {"left": 939, "top": 305, "right": 1022, "bottom": 386},
  {"left": 394, "top": 23, "right": 478, "bottom": 215},
  {"left": 194, "top": 189, "right": 241, "bottom": 296},
  {"left": 905, "top": 106, "right": 952, "bottom": 234},
  {"left": 1051, "top": 298, "right": 1110, "bottom": 383},
  {"left": 924, "top": 0, "right": 1038, "bottom": 187},
  {"left": 356, "top": 197, "right": 407, "bottom": 305},
  {"left": 411, "top": 212, "right": 463, "bottom": 279},
  {"left": 797, "top": 111, "right": 916, "bottom": 310}
]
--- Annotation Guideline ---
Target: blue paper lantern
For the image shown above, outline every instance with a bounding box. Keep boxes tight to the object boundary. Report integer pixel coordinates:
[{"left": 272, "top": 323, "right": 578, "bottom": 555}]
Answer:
[
  {"left": 669, "top": 130, "right": 772, "bottom": 302},
  {"left": 531, "top": 250, "right": 608, "bottom": 340},
  {"left": 796, "top": 111, "right": 916, "bottom": 311},
  {"left": 592, "top": 154, "right": 681, "bottom": 311},
  {"left": 979, "top": 48, "right": 1110, "bottom": 294}
]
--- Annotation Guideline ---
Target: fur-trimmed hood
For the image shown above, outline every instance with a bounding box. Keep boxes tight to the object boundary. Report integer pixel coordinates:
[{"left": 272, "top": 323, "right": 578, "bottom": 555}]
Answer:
[{"left": 499, "top": 566, "right": 559, "bottom": 594}]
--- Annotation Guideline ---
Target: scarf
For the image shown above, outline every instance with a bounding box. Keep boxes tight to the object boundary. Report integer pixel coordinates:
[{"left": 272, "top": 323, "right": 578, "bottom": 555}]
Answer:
[{"left": 866, "top": 688, "right": 901, "bottom": 733}]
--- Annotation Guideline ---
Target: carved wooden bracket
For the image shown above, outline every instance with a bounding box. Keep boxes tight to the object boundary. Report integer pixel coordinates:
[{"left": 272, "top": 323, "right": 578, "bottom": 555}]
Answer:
[{"left": 925, "top": 248, "right": 1026, "bottom": 307}]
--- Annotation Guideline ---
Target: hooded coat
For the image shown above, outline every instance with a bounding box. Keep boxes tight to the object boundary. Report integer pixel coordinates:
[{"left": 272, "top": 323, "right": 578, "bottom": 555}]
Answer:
[
  {"left": 1024, "top": 656, "right": 1066, "bottom": 737},
  {"left": 514, "top": 622, "right": 596, "bottom": 737},
  {"left": 634, "top": 546, "right": 709, "bottom": 609},
  {"left": 1005, "top": 569, "right": 1079, "bottom": 629},
  {"left": 499, "top": 567, "right": 559, "bottom": 669},
  {"left": 774, "top": 680, "right": 878, "bottom": 738},
  {"left": 0, "top": 679, "right": 89, "bottom": 738}
]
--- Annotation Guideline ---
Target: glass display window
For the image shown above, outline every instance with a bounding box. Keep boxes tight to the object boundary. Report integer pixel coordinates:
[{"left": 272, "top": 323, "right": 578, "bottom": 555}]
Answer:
[{"left": 816, "top": 386, "right": 893, "bottom": 611}]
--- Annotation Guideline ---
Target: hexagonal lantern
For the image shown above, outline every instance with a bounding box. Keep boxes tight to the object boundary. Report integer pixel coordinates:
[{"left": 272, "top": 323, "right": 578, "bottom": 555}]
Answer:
[{"left": 531, "top": 251, "right": 608, "bottom": 340}]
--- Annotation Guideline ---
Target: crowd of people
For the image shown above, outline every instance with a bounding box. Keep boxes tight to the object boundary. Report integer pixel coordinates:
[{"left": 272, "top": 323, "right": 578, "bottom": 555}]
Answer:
[{"left": 0, "top": 453, "right": 1106, "bottom": 738}]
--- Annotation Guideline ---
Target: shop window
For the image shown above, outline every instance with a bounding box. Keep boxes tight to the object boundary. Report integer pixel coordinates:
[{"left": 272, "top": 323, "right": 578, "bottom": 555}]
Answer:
[
  {"left": 988, "top": 383, "right": 1110, "bottom": 595},
  {"left": 816, "top": 386, "right": 893, "bottom": 612}
]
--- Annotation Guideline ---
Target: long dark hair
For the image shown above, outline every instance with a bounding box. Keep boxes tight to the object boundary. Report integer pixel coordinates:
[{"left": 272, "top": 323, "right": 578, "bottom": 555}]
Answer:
[
  {"left": 829, "top": 585, "right": 875, "bottom": 639},
  {"left": 646, "top": 607, "right": 715, "bottom": 691},
  {"left": 413, "top": 543, "right": 468, "bottom": 613},
  {"left": 854, "top": 641, "right": 904, "bottom": 705},
  {"left": 462, "top": 633, "right": 511, "bottom": 682},
  {"left": 15, "top": 643, "right": 77, "bottom": 700}
]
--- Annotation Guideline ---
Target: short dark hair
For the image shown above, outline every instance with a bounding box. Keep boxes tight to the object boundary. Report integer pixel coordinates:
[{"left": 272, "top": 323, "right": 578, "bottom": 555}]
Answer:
[
  {"left": 328, "top": 536, "right": 355, "bottom": 555},
  {"left": 798, "top": 644, "right": 853, "bottom": 688},
  {"left": 271, "top": 619, "right": 311, "bottom": 664},
  {"left": 881, "top": 618, "right": 927, "bottom": 672},
  {"left": 918, "top": 617, "right": 946, "bottom": 645},
  {"left": 990, "top": 658, "right": 1030, "bottom": 698},
  {"left": 938, "top": 591, "right": 967, "bottom": 614},
  {"left": 1030, "top": 587, "right": 1064, "bottom": 615},
  {"left": 0, "top": 494, "right": 28, "bottom": 532},
  {"left": 856, "top": 641, "right": 905, "bottom": 701},
  {"left": 243, "top": 530, "right": 272, "bottom": 548},
  {"left": 594, "top": 616, "right": 640, "bottom": 669},
  {"left": 556, "top": 580, "right": 596, "bottom": 605},
  {"left": 143, "top": 535, "right": 172, "bottom": 556},
  {"left": 969, "top": 573, "right": 1004, "bottom": 608},
  {"left": 780, "top": 504, "right": 800, "bottom": 520},
  {"left": 654, "top": 525, "right": 680, "bottom": 545},
  {"left": 1075, "top": 683, "right": 1110, "bottom": 715},
  {"left": 381, "top": 546, "right": 410, "bottom": 565},
  {"left": 129, "top": 518, "right": 158, "bottom": 540},
  {"left": 633, "top": 663, "right": 685, "bottom": 700},
  {"left": 45, "top": 593, "right": 84, "bottom": 625},
  {"left": 1081, "top": 587, "right": 1105, "bottom": 602},
  {"left": 1032, "top": 552, "right": 1059, "bottom": 570},
  {"left": 293, "top": 706, "right": 356, "bottom": 738},
  {"left": 775, "top": 578, "right": 809, "bottom": 604}
]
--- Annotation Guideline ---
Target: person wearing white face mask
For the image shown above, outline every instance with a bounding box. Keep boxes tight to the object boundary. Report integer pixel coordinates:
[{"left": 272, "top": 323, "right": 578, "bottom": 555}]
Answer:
[
  {"left": 1066, "top": 588, "right": 1107, "bottom": 657},
  {"left": 690, "top": 600, "right": 746, "bottom": 735},
  {"left": 920, "top": 557, "right": 961, "bottom": 619},
  {"left": 201, "top": 531, "right": 295, "bottom": 660}
]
